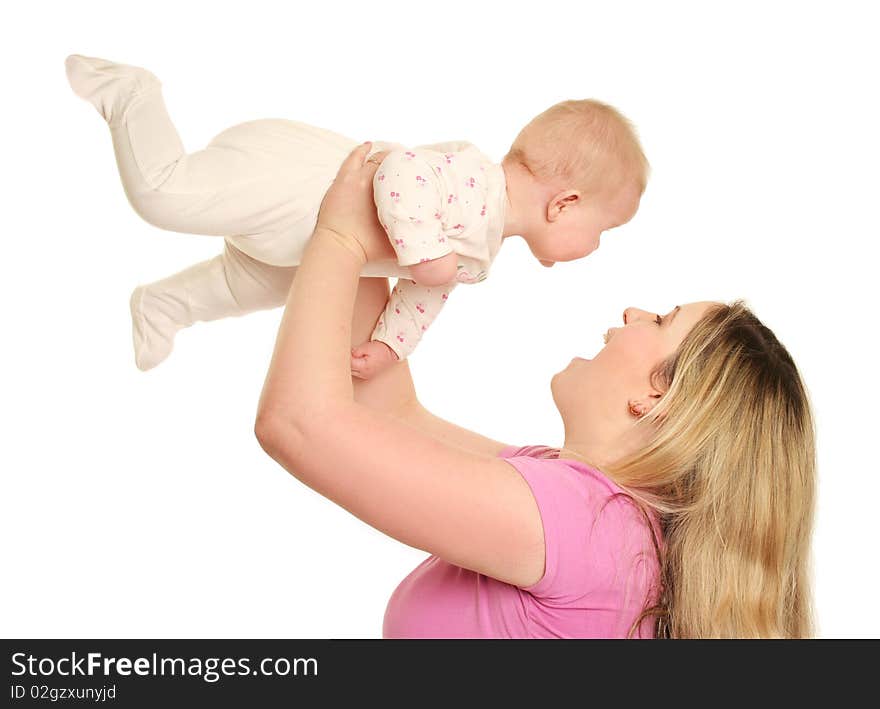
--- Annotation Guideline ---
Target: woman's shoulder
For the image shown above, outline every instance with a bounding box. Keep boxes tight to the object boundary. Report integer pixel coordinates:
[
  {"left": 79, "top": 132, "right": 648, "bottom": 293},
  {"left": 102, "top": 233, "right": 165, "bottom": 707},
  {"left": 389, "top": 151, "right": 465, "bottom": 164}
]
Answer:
[
  {"left": 499, "top": 445, "right": 661, "bottom": 601},
  {"left": 499, "top": 444, "right": 561, "bottom": 460},
  {"left": 499, "top": 445, "right": 626, "bottom": 499}
]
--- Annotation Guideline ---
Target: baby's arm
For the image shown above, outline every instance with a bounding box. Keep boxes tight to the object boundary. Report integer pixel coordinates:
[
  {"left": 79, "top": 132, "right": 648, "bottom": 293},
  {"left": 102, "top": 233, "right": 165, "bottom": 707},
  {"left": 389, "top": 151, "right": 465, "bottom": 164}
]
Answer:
[
  {"left": 351, "top": 279, "right": 455, "bottom": 380},
  {"left": 373, "top": 150, "right": 458, "bottom": 286},
  {"left": 408, "top": 252, "right": 458, "bottom": 286}
]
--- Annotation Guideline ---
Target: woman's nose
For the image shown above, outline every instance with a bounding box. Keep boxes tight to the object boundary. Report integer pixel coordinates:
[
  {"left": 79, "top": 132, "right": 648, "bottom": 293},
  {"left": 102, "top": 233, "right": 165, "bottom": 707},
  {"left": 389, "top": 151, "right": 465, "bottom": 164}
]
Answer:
[{"left": 623, "top": 307, "right": 651, "bottom": 324}]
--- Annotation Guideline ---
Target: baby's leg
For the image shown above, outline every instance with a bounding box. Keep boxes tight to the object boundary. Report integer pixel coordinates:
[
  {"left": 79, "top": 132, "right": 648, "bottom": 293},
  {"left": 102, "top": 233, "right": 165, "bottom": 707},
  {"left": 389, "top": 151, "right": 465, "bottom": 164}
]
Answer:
[
  {"left": 66, "top": 55, "right": 314, "bottom": 238},
  {"left": 130, "top": 242, "right": 294, "bottom": 371}
]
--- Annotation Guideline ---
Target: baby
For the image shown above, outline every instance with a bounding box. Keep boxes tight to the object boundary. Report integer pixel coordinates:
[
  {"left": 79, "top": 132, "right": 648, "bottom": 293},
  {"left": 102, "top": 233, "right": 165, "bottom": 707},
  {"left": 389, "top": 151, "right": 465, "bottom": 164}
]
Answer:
[{"left": 65, "top": 55, "right": 648, "bottom": 377}]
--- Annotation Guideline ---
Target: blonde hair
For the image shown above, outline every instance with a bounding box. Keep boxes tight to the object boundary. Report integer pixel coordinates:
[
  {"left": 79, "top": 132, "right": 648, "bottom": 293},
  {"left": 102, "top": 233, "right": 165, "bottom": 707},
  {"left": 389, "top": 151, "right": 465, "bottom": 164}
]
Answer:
[
  {"left": 504, "top": 99, "right": 650, "bottom": 196},
  {"left": 606, "top": 302, "right": 816, "bottom": 638}
]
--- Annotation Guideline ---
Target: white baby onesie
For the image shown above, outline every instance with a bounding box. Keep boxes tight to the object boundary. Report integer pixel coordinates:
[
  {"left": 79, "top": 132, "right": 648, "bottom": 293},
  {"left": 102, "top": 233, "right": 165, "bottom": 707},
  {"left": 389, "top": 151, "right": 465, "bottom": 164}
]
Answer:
[
  {"left": 65, "top": 55, "right": 507, "bottom": 369},
  {"left": 215, "top": 137, "right": 507, "bottom": 360},
  {"left": 370, "top": 144, "right": 506, "bottom": 358}
]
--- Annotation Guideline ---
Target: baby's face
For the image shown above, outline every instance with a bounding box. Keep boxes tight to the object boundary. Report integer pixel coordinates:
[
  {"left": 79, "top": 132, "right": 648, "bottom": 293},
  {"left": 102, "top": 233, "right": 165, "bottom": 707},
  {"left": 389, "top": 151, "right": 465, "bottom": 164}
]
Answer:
[{"left": 531, "top": 183, "right": 642, "bottom": 266}]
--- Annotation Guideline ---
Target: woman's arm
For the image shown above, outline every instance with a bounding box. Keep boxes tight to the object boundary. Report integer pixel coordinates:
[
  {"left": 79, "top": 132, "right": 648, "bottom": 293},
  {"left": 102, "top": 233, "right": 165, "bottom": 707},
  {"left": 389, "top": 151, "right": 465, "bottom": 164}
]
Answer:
[{"left": 255, "top": 144, "right": 543, "bottom": 587}]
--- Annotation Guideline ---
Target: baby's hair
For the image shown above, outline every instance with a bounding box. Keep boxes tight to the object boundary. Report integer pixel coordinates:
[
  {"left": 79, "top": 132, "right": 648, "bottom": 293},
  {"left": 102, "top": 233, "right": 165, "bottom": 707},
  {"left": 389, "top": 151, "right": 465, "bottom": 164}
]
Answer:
[{"left": 504, "top": 99, "right": 649, "bottom": 196}]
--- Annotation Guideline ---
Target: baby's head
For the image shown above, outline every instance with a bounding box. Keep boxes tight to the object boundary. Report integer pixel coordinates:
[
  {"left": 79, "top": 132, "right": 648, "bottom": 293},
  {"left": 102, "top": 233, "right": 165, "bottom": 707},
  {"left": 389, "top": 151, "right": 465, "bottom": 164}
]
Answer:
[{"left": 502, "top": 99, "right": 649, "bottom": 265}]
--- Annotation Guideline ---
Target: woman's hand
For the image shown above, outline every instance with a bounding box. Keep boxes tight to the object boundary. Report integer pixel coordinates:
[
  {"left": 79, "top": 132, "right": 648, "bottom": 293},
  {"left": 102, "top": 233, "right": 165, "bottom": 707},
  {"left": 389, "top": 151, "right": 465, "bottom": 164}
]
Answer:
[{"left": 315, "top": 143, "right": 396, "bottom": 263}]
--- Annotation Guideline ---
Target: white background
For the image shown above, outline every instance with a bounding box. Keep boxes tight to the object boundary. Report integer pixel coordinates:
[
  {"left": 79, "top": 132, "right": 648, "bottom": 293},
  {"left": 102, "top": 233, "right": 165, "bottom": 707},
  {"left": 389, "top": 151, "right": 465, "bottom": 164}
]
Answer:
[{"left": 1, "top": 1, "right": 877, "bottom": 638}]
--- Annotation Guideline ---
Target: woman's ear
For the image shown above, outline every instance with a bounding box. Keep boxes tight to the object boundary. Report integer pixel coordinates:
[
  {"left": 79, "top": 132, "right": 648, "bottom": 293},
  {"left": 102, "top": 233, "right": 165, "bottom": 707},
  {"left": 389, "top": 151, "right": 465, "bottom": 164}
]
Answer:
[
  {"left": 546, "top": 190, "right": 580, "bottom": 222},
  {"left": 627, "top": 392, "right": 663, "bottom": 419}
]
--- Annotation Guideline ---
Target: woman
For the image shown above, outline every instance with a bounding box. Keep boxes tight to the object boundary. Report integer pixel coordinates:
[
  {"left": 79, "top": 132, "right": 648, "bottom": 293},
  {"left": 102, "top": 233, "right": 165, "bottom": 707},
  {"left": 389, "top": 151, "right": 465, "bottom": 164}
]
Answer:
[{"left": 255, "top": 144, "right": 816, "bottom": 638}]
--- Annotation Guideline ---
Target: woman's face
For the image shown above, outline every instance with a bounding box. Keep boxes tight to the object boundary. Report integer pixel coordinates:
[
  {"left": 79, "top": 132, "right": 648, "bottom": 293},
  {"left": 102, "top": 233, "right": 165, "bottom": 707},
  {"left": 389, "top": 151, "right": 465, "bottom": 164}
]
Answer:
[{"left": 552, "top": 302, "right": 718, "bottom": 453}]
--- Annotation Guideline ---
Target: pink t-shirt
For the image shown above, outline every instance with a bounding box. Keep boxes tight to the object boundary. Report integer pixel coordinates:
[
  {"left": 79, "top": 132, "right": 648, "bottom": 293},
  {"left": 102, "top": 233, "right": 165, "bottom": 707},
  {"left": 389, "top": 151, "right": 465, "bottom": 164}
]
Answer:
[{"left": 382, "top": 445, "right": 662, "bottom": 638}]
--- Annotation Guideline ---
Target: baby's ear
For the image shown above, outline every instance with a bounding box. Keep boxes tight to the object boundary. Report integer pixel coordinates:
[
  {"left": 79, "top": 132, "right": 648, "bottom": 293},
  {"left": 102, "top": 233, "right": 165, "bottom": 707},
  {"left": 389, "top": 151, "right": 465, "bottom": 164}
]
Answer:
[{"left": 546, "top": 190, "right": 581, "bottom": 222}]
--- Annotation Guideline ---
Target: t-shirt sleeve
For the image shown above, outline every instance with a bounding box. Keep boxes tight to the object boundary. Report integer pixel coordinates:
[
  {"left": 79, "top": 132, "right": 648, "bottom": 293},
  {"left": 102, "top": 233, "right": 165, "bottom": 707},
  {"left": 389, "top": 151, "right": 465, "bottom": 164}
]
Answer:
[
  {"left": 501, "top": 454, "right": 657, "bottom": 605},
  {"left": 373, "top": 150, "right": 454, "bottom": 267}
]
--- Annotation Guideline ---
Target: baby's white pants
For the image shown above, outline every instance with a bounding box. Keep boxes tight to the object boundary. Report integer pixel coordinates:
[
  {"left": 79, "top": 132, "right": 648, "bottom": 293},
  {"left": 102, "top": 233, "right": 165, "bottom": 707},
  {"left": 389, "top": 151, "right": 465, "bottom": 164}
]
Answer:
[{"left": 111, "top": 89, "right": 361, "bottom": 361}]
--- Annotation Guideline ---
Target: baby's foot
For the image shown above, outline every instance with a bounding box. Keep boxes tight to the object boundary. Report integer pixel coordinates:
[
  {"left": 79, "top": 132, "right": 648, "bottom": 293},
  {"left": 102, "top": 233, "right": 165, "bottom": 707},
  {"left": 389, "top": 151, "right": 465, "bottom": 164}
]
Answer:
[
  {"left": 129, "top": 285, "right": 185, "bottom": 371},
  {"left": 65, "top": 54, "right": 160, "bottom": 125}
]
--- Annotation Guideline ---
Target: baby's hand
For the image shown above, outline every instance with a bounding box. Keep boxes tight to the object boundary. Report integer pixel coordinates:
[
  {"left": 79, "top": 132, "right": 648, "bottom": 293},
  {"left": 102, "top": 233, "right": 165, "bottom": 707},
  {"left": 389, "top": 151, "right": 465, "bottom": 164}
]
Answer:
[{"left": 351, "top": 340, "right": 400, "bottom": 380}]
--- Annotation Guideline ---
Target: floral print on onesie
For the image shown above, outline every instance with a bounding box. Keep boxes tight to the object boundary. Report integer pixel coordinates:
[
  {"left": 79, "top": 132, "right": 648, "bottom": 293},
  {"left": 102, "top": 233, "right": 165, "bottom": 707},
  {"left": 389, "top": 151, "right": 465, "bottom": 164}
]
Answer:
[{"left": 370, "top": 143, "right": 505, "bottom": 359}]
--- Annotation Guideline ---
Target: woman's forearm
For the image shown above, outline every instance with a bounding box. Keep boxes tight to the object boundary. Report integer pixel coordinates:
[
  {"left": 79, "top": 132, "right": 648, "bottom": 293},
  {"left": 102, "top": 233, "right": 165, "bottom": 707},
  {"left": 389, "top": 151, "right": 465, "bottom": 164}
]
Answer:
[
  {"left": 254, "top": 147, "right": 508, "bottom": 460},
  {"left": 257, "top": 227, "right": 364, "bottom": 422}
]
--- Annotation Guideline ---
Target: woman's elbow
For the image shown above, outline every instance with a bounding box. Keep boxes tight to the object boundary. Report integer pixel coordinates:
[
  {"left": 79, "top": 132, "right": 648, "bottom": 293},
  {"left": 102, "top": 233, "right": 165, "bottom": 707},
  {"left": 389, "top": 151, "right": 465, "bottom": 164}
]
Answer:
[
  {"left": 254, "top": 410, "right": 280, "bottom": 458},
  {"left": 254, "top": 408, "right": 302, "bottom": 464}
]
